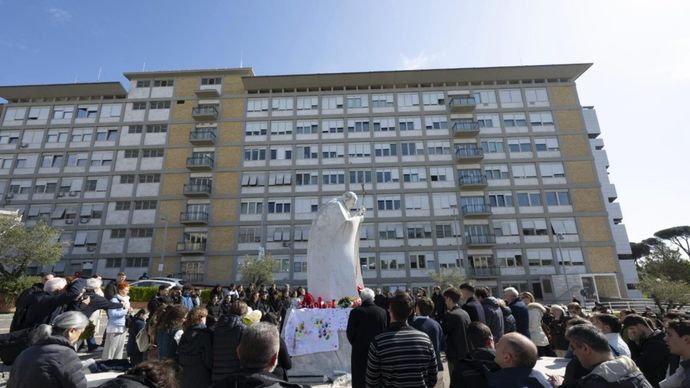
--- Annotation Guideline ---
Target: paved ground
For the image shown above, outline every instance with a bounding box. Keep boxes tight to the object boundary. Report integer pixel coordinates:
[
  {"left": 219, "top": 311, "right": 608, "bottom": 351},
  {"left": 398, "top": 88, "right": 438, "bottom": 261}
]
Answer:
[{"left": 0, "top": 312, "right": 450, "bottom": 387}]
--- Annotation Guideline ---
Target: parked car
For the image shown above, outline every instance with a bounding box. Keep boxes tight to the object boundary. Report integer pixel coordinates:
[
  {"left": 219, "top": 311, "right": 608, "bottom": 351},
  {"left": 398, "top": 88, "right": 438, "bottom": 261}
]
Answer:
[{"left": 129, "top": 279, "right": 183, "bottom": 288}]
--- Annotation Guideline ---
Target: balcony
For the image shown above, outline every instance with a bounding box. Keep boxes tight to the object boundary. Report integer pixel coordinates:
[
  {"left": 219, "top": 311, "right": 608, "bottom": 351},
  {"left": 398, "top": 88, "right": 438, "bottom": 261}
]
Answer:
[
  {"left": 458, "top": 175, "right": 488, "bottom": 188},
  {"left": 465, "top": 234, "right": 497, "bottom": 246},
  {"left": 454, "top": 147, "right": 484, "bottom": 162},
  {"left": 448, "top": 95, "right": 477, "bottom": 113},
  {"left": 183, "top": 183, "right": 212, "bottom": 197},
  {"left": 462, "top": 203, "right": 492, "bottom": 217},
  {"left": 186, "top": 155, "right": 214, "bottom": 170},
  {"left": 468, "top": 266, "right": 500, "bottom": 278},
  {"left": 194, "top": 88, "right": 220, "bottom": 98},
  {"left": 176, "top": 242, "right": 207, "bottom": 254},
  {"left": 189, "top": 129, "right": 217, "bottom": 145},
  {"left": 192, "top": 105, "right": 218, "bottom": 121},
  {"left": 452, "top": 120, "right": 480, "bottom": 137},
  {"left": 180, "top": 212, "right": 209, "bottom": 225}
]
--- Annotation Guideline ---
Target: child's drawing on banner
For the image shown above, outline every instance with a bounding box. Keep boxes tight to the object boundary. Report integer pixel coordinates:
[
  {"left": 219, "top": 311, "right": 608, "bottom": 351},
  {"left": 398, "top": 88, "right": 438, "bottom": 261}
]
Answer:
[{"left": 283, "top": 308, "right": 351, "bottom": 356}]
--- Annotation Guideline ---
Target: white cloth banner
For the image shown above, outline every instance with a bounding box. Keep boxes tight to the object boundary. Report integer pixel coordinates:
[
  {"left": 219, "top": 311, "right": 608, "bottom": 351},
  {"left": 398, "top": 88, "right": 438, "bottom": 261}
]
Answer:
[{"left": 283, "top": 308, "right": 352, "bottom": 356}]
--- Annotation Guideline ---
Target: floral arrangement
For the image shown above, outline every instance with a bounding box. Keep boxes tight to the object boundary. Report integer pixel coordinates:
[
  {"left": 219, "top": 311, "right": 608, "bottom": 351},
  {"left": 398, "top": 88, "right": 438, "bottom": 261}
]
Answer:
[{"left": 337, "top": 296, "right": 357, "bottom": 308}]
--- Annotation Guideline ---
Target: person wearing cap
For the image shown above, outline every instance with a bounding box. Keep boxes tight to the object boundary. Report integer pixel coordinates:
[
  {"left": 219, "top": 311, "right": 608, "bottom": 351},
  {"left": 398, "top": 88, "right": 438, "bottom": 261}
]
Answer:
[
  {"left": 623, "top": 314, "right": 670, "bottom": 387},
  {"left": 8, "top": 311, "right": 89, "bottom": 388}
]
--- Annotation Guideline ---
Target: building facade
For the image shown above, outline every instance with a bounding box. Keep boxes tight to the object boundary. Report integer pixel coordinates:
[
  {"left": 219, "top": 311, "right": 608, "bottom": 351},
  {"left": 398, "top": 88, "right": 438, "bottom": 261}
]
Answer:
[{"left": 0, "top": 64, "right": 638, "bottom": 300}]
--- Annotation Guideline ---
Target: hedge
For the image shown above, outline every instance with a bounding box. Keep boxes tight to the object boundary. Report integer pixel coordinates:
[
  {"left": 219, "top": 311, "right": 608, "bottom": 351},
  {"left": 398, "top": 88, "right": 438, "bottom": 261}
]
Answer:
[{"left": 128, "top": 286, "right": 211, "bottom": 304}]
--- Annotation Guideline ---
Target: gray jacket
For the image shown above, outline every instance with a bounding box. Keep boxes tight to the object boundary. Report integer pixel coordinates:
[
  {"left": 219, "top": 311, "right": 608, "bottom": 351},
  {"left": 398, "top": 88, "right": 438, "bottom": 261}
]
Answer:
[{"left": 8, "top": 335, "right": 86, "bottom": 388}]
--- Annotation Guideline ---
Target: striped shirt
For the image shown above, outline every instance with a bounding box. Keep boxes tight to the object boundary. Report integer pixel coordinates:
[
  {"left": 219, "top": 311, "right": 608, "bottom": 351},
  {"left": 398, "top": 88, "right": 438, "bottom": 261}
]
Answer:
[{"left": 365, "top": 322, "right": 438, "bottom": 388}]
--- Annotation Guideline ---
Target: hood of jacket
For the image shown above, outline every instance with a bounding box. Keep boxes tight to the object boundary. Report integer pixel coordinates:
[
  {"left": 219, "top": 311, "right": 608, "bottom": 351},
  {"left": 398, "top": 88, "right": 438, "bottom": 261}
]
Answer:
[
  {"left": 528, "top": 302, "right": 546, "bottom": 313},
  {"left": 35, "top": 335, "right": 75, "bottom": 349},
  {"left": 586, "top": 356, "right": 644, "bottom": 383},
  {"left": 484, "top": 296, "right": 500, "bottom": 308}
]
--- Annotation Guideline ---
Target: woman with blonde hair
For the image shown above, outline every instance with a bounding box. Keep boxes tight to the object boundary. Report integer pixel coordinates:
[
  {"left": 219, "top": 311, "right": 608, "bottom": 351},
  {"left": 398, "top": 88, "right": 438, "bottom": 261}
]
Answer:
[
  {"left": 8, "top": 311, "right": 89, "bottom": 388},
  {"left": 521, "top": 291, "right": 556, "bottom": 356}
]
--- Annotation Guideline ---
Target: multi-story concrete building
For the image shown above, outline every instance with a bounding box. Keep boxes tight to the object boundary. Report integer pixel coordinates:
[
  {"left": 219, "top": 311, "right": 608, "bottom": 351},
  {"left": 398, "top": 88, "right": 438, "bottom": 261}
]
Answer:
[{"left": 0, "top": 63, "right": 639, "bottom": 300}]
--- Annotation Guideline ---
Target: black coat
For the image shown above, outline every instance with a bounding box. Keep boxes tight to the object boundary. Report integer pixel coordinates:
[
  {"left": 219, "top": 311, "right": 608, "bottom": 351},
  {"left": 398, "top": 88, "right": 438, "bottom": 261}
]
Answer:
[
  {"left": 272, "top": 336, "right": 292, "bottom": 382},
  {"left": 146, "top": 295, "right": 172, "bottom": 317},
  {"left": 508, "top": 299, "right": 530, "bottom": 338},
  {"left": 462, "top": 297, "right": 486, "bottom": 324},
  {"left": 126, "top": 317, "right": 146, "bottom": 365},
  {"left": 22, "top": 278, "right": 85, "bottom": 330},
  {"left": 450, "top": 347, "right": 500, "bottom": 388},
  {"left": 206, "top": 302, "right": 222, "bottom": 328},
  {"left": 346, "top": 300, "right": 388, "bottom": 388},
  {"left": 178, "top": 324, "right": 214, "bottom": 388},
  {"left": 432, "top": 292, "right": 446, "bottom": 322},
  {"left": 481, "top": 297, "right": 504, "bottom": 341},
  {"left": 78, "top": 294, "right": 122, "bottom": 318},
  {"left": 211, "top": 369, "right": 310, "bottom": 388},
  {"left": 212, "top": 314, "right": 246, "bottom": 382},
  {"left": 442, "top": 305, "right": 471, "bottom": 361},
  {"left": 97, "top": 374, "right": 156, "bottom": 388},
  {"left": 104, "top": 280, "right": 118, "bottom": 300},
  {"left": 634, "top": 330, "right": 670, "bottom": 387},
  {"left": 10, "top": 283, "right": 43, "bottom": 331},
  {"left": 8, "top": 336, "right": 86, "bottom": 388}
]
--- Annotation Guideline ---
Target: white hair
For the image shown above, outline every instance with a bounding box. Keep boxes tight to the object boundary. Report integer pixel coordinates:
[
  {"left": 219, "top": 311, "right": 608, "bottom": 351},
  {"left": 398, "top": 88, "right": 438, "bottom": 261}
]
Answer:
[
  {"left": 31, "top": 311, "right": 89, "bottom": 344},
  {"left": 503, "top": 287, "right": 519, "bottom": 298},
  {"left": 86, "top": 278, "right": 102, "bottom": 290},
  {"left": 44, "top": 277, "right": 67, "bottom": 293},
  {"left": 360, "top": 288, "right": 375, "bottom": 302},
  {"left": 341, "top": 191, "right": 358, "bottom": 202}
]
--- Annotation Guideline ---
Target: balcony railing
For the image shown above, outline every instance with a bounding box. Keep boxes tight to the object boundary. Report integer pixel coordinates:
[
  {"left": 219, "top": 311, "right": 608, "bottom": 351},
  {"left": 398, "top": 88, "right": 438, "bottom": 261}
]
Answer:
[
  {"left": 465, "top": 234, "right": 497, "bottom": 246},
  {"left": 191, "top": 105, "right": 218, "bottom": 120},
  {"left": 183, "top": 183, "right": 212, "bottom": 196},
  {"left": 176, "top": 242, "right": 207, "bottom": 253},
  {"left": 458, "top": 175, "right": 488, "bottom": 187},
  {"left": 448, "top": 96, "right": 477, "bottom": 112},
  {"left": 452, "top": 120, "right": 480, "bottom": 136},
  {"left": 180, "top": 212, "right": 209, "bottom": 224},
  {"left": 189, "top": 129, "right": 217, "bottom": 145},
  {"left": 186, "top": 156, "right": 214, "bottom": 170},
  {"left": 461, "top": 203, "right": 492, "bottom": 216},
  {"left": 454, "top": 148, "right": 484, "bottom": 161},
  {"left": 468, "top": 266, "right": 500, "bottom": 277}
]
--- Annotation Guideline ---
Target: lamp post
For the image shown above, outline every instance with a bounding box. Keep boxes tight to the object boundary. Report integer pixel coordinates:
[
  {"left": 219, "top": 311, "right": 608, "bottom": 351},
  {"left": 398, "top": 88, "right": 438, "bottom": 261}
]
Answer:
[
  {"left": 556, "top": 232, "right": 571, "bottom": 301},
  {"left": 160, "top": 214, "right": 168, "bottom": 276},
  {"left": 454, "top": 206, "right": 463, "bottom": 273}
]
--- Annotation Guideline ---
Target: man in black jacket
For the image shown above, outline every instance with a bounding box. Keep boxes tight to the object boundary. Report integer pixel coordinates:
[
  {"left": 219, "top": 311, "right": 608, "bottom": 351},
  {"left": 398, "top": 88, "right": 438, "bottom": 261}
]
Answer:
[
  {"left": 475, "top": 287, "right": 504, "bottom": 341},
  {"left": 213, "top": 301, "right": 248, "bottom": 382},
  {"left": 431, "top": 286, "right": 446, "bottom": 322},
  {"left": 104, "top": 272, "right": 126, "bottom": 300},
  {"left": 21, "top": 277, "right": 86, "bottom": 329},
  {"left": 504, "top": 287, "right": 530, "bottom": 338},
  {"left": 346, "top": 287, "right": 388, "bottom": 388},
  {"left": 460, "top": 283, "right": 486, "bottom": 324},
  {"left": 451, "top": 322, "right": 501, "bottom": 388},
  {"left": 212, "top": 322, "right": 309, "bottom": 388},
  {"left": 10, "top": 272, "right": 54, "bottom": 331},
  {"left": 442, "top": 287, "right": 472, "bottom": 382},
  {"left": 147, "top": 285, "right": 172, "bottom": 316},
  {"left": 623, "top": 315, "right": 670, "bottom": 387}
]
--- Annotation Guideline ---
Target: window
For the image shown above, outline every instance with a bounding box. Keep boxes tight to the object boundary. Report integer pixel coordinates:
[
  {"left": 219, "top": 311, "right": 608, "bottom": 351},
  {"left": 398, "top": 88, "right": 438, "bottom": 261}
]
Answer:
[
  {"left": 124, "top": 149, "right": 139, "bottom": 158},
  {"left": 271, "top": 121, "right": 293, "bottom": 135},
  {"left": 134, "top": 200, "right": 157, "bottom": 210},
  {"left": 153, "top": 80, "right": 174, "bottom": 87},
  {"left": 130, "top": 228, "right": 153, "bottom": 238},
  {"left": 142, "top": 148, "right": 164, "bottom": 158},
  {"left": 401, "top": 142, "right": 423, "bottom": 156},
  {"left": 346, "top": 95, "right": 368, "bottom": 108},
  {"left": 512, "top": 164, "right": 537, "bottom": 179},
  {"left": 246, "top": 122, "right": 268, "bottom": 136},
  {"left": 271, "top": 97, "right": 293, "bottom": 111},
  {"left": 349, "top": 170, "right": 372, "bottom": 184},
  {"left": 359, "top": 255, "right": 376, "bottom": 271},
  {"left": 295, "top": 120, "right": 318, "bottom": 134},
  {"left": 71, "top": 128, "right": 93, "bottom": 143},
  {"left": 348, "top": 143, "right": 371, "bottom": 158},
  {"left": 47, "top": 130, "right": 69, "bottom": 143},
  {"left": 373, "top": 118, "right": 395, "bottom": 132},
  {"left": 545, "top": 191, "right": 571, "bottom": 206},
  {"left": 407, "top": 224, "right": 432, "bottom": 239},
  {"left": 529, "top": 112, "right": 554, "bottom": 127},
  {"left": 550, "top": 218, "right": 578, "bottom": 236},
  {"left": 397, "top": 93, "right": 420, "bottom": 107},
  {"left": 422, "top": 92, "right": 445, "bottom": 106},
  {"left": 145, "top": 124, "right": 167, "bottom": 133},
  {"left": 522, "top": 219, "right": 548, "bottom": 236},
  {"left": 428, "top": 167, "right": 450, "bottom": 182},
  {"left": 525, "top": 88, "right": 549, "bottom": 105},
  {"left": 136, "top": 80, "right": 151, "bottom": 87},
  {"left": 424, "top": 116, "right": 448, "bottom": 130},
  {"left": 322, "top": 170, "right": 345, "bottom": 184},
  {"left": 322, "top": 95, "right": 343, "bottom": 109},
  {"left": 476, "top": 114, "right": 498, "bottom": 128},
  {"left": 111, "top": 229, "right": 127, "bottom": 239},
  {"left": 138, "top": 174, "right": 161, "bottom": 183},
  {"left": 240, "top": 201, "right": 263, "bottom": 214},
  {"left": 517, "top": 192, "right": 542, "bottom": 207},
  {"left": 409, "top": 254, "right": 429, "bottom": 269},
  {"left": 296, "top": 146, "right": 318, "bottom": 159},
  {"left": 132, "top": 102, "right": 147, "bottom": 110},
  {"left": 399, "top": 117, "right": 421, "bottom": 131},
  {"left": 41, "top": 155, "right": 64, "bottom": 168},
  {"left": 149, "top": 101, "right": 170, "bottom": 110},
  {"left": 485, "top": 165, "right": 509, "bottom": 180},
  {"left": 371, "top": 94, "right": 394, "bottom": 108},
  {"left": 503, "top": 113, "right": 528, "bottom": 127},
  {"left": 432, "top": 193, "right": 457, "bottom": 209},
  {"left": 539, "top": 163, "right": 565, "bottom": 178},
  {"left": 295, "top": 171, "right": 318, "bottom": 185},
  {"left": 379, "top": 224, "right": 404, "bottom": 240},
  {"left": 52, "top": 106, "right": 73, "bottom": 119},
  {"left": 268, "top": 173, "right": 292, "bottom": 186},
  {"left": 120, "top": 175, "right": 135, "bottom": 184},
  {"left": 115, "top": 201, "right": 131, "bottom": 211},
  {"left": 347, "top": 119, "right": 370, "bottom": 133},
  {"left": 535, "top": 137, "right": 559, "bottom": 152},
  {"left": 76, "top": 105, "right": 98, "bottom": 118},
  {"left": 244, "top": 148, "right": 267, "bottom": 161},
  {"left": 488, "top": 193, "right": 513, "bottom": 207},
  {"left": 106, "top": 258, "right": 122, "bottom": 268},
  {"left": 374, "top": 143, "right": 397, "bottom": 157},
  {"left": 380, "top": 255, "right": 405, "bottom": 270},
  {"left": 556, "top": 248, "right": 584, "bottom": 266},
  {"left": 435, "top": 224, "right": 455, "bottom": 238},
  {"left": 267, "top": 200, "right": 291, "bottom": 214},
  {"left": 527, "top": 248, "right": 553, "bottom": 266},
  {"left": 95, "top": 128, "right": 118, "bottom": 141},
  {"left": 34, "top": 181, "right": 58, "bottom": 194},
  {"left": 403, "top": 168, "right": 426, "bottom": 183},
  {"left": 239, "top": 227, "right": 262, "bottom": 243},
  {"left": 296, "top": 96, "right": 318, "bottom": 110},
  {"left": 201, "top": 77, "right": 221, "bottom": 85},
  {"left": 247, "top": 98, "right": 269, "bottom": 112},
  {"left": 498, "top": 89, "right": 522, "bottom": 105},
  {"left": 128, "top": 125, "right": 144, "bottom": 134},
  {"left": 322, "top": 120, "right": 344, "bottom": 133},
  {"left": 320, "top": 144, "right": 343, "bottom": 159},
  {"left": 508, "top": 138, "right": 532, "bottom": 153},
  {"left": 270, "top": 147, "right": 292, "bottom": 160},
  {"left": 27, "top": 107, "right": 50, "bottom": 121},
  {"left": 126, "top": 257, "right": 149, "bottom": 267},
  {"left": 66, "top": 153, "right": 88, "bottom": 167},
  {"left": 473, "top": 90, "right": 497, "bottom": 105},
  {"left": 480, "top": 139, "right": 504, "bottom": 154},
  {"left": 497, "top": 250, "right": 523, "bottom": 267},
  {"left": 427, "top": 141, "right": 451, "bottom": 156},
  {"left": 493, "top": 219, "right": 519, "bottom": 236},
  {"left": 377, "top": 196, "right": 401, "bottom": 211},
  {"left": 405, "top": 195, "right": 429, "bottom": 210}
]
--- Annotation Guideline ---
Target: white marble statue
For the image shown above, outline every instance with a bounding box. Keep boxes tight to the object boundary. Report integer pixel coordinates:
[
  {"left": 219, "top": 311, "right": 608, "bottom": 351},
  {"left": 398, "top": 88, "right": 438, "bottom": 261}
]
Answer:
[{"left": 306, "top": 191, "right": 365, "bottom": 302}]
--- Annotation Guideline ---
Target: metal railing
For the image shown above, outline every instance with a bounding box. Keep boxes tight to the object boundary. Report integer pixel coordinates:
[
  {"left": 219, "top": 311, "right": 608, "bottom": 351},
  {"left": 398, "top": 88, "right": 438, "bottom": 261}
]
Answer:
[
  {"left": 189, "top": 130, "right": 217, "bottom": 141},
  {"left": 465, "top": 234, "right": 497, "bottom": 245},
  {"left": 192, "top": 105, "right": 218, "bottom": 117},
  {"left": 448, "top": 96, "right": 477, "bottom": 109},
  {"left": 183, "top": 183, "right": 212, "bottom": 195},
  {"left": 180, "top": 212, "right": 209, "bottom": 223},
  {"left": 186, "top": 156, "right": 214, "bottom": 168},
  {"left": 455, "top": 148, "right": 484, "bottom": 158},
  {"left": 176, "top": 242, "right": 207, "bottom": 252},
  {"left": 461, "top": 203, "right": 492, "bottom": 215},
  {"left": 458, "top": 175, "right": 487, "bottom": 186}
]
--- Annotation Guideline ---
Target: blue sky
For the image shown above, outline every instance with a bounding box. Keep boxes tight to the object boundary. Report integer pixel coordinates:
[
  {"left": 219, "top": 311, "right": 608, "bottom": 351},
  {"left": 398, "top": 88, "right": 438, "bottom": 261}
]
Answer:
[{"left": 1, "top": 0, "right": 688, "bottom": 242}]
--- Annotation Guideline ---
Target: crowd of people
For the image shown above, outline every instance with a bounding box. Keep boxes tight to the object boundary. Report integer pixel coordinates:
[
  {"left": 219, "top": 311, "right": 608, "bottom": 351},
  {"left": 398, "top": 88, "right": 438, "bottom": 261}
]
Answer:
[{"left": 2, "top": 272, "right": 690, "bottom": 388}]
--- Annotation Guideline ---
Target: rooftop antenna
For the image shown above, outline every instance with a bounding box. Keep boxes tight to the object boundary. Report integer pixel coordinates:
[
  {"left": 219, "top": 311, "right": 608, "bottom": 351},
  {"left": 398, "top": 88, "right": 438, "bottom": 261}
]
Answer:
[
  {"left": 97, "top": 66, "right": 102, "bottom": 81},
  {"left": 142, "top": 62, "right": 146, "bottom": 71}
]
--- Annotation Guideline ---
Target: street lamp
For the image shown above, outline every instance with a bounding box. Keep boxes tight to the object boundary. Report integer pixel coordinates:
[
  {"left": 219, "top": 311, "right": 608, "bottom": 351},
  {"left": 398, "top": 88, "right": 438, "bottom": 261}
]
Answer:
[
  {"left": 556, "top": 232, "right": 572, "bottom": 301},
  {"left": 454, "top": 206, "right": 463, "bottom": 274},
  {"left": 160, "top": 214, "right": 168, "bottom": 276}
]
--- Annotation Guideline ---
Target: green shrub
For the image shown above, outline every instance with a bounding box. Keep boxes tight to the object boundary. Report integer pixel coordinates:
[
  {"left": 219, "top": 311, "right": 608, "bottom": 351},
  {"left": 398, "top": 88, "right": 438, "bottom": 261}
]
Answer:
[
  {"left": 0, "top": 276, "right": 40, "bottom": 301},
  {"left": 128, "top": 286, "right": 159, "bottom": 302},
  {"left": 200, "top": 288, "right": 211, "bottom": 304}
]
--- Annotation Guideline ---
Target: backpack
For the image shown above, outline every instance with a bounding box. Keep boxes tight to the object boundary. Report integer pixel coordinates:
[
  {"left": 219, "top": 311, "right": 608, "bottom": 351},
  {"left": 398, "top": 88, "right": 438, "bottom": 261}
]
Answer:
[{"left": 135, "top": 324, "right": 150, "bottom": 352}]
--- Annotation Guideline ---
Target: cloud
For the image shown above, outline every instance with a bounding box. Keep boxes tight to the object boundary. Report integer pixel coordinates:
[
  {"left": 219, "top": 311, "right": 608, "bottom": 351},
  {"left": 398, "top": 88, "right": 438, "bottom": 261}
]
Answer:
[
  {"left": 398, "top": 52, "right": 437, "bottom": 71},
  {"left": 0, "top": 38, "right": 31, "bottom": 52},
  {"left": 46, "top": 7, "right": 72, "bottom": 24}
]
